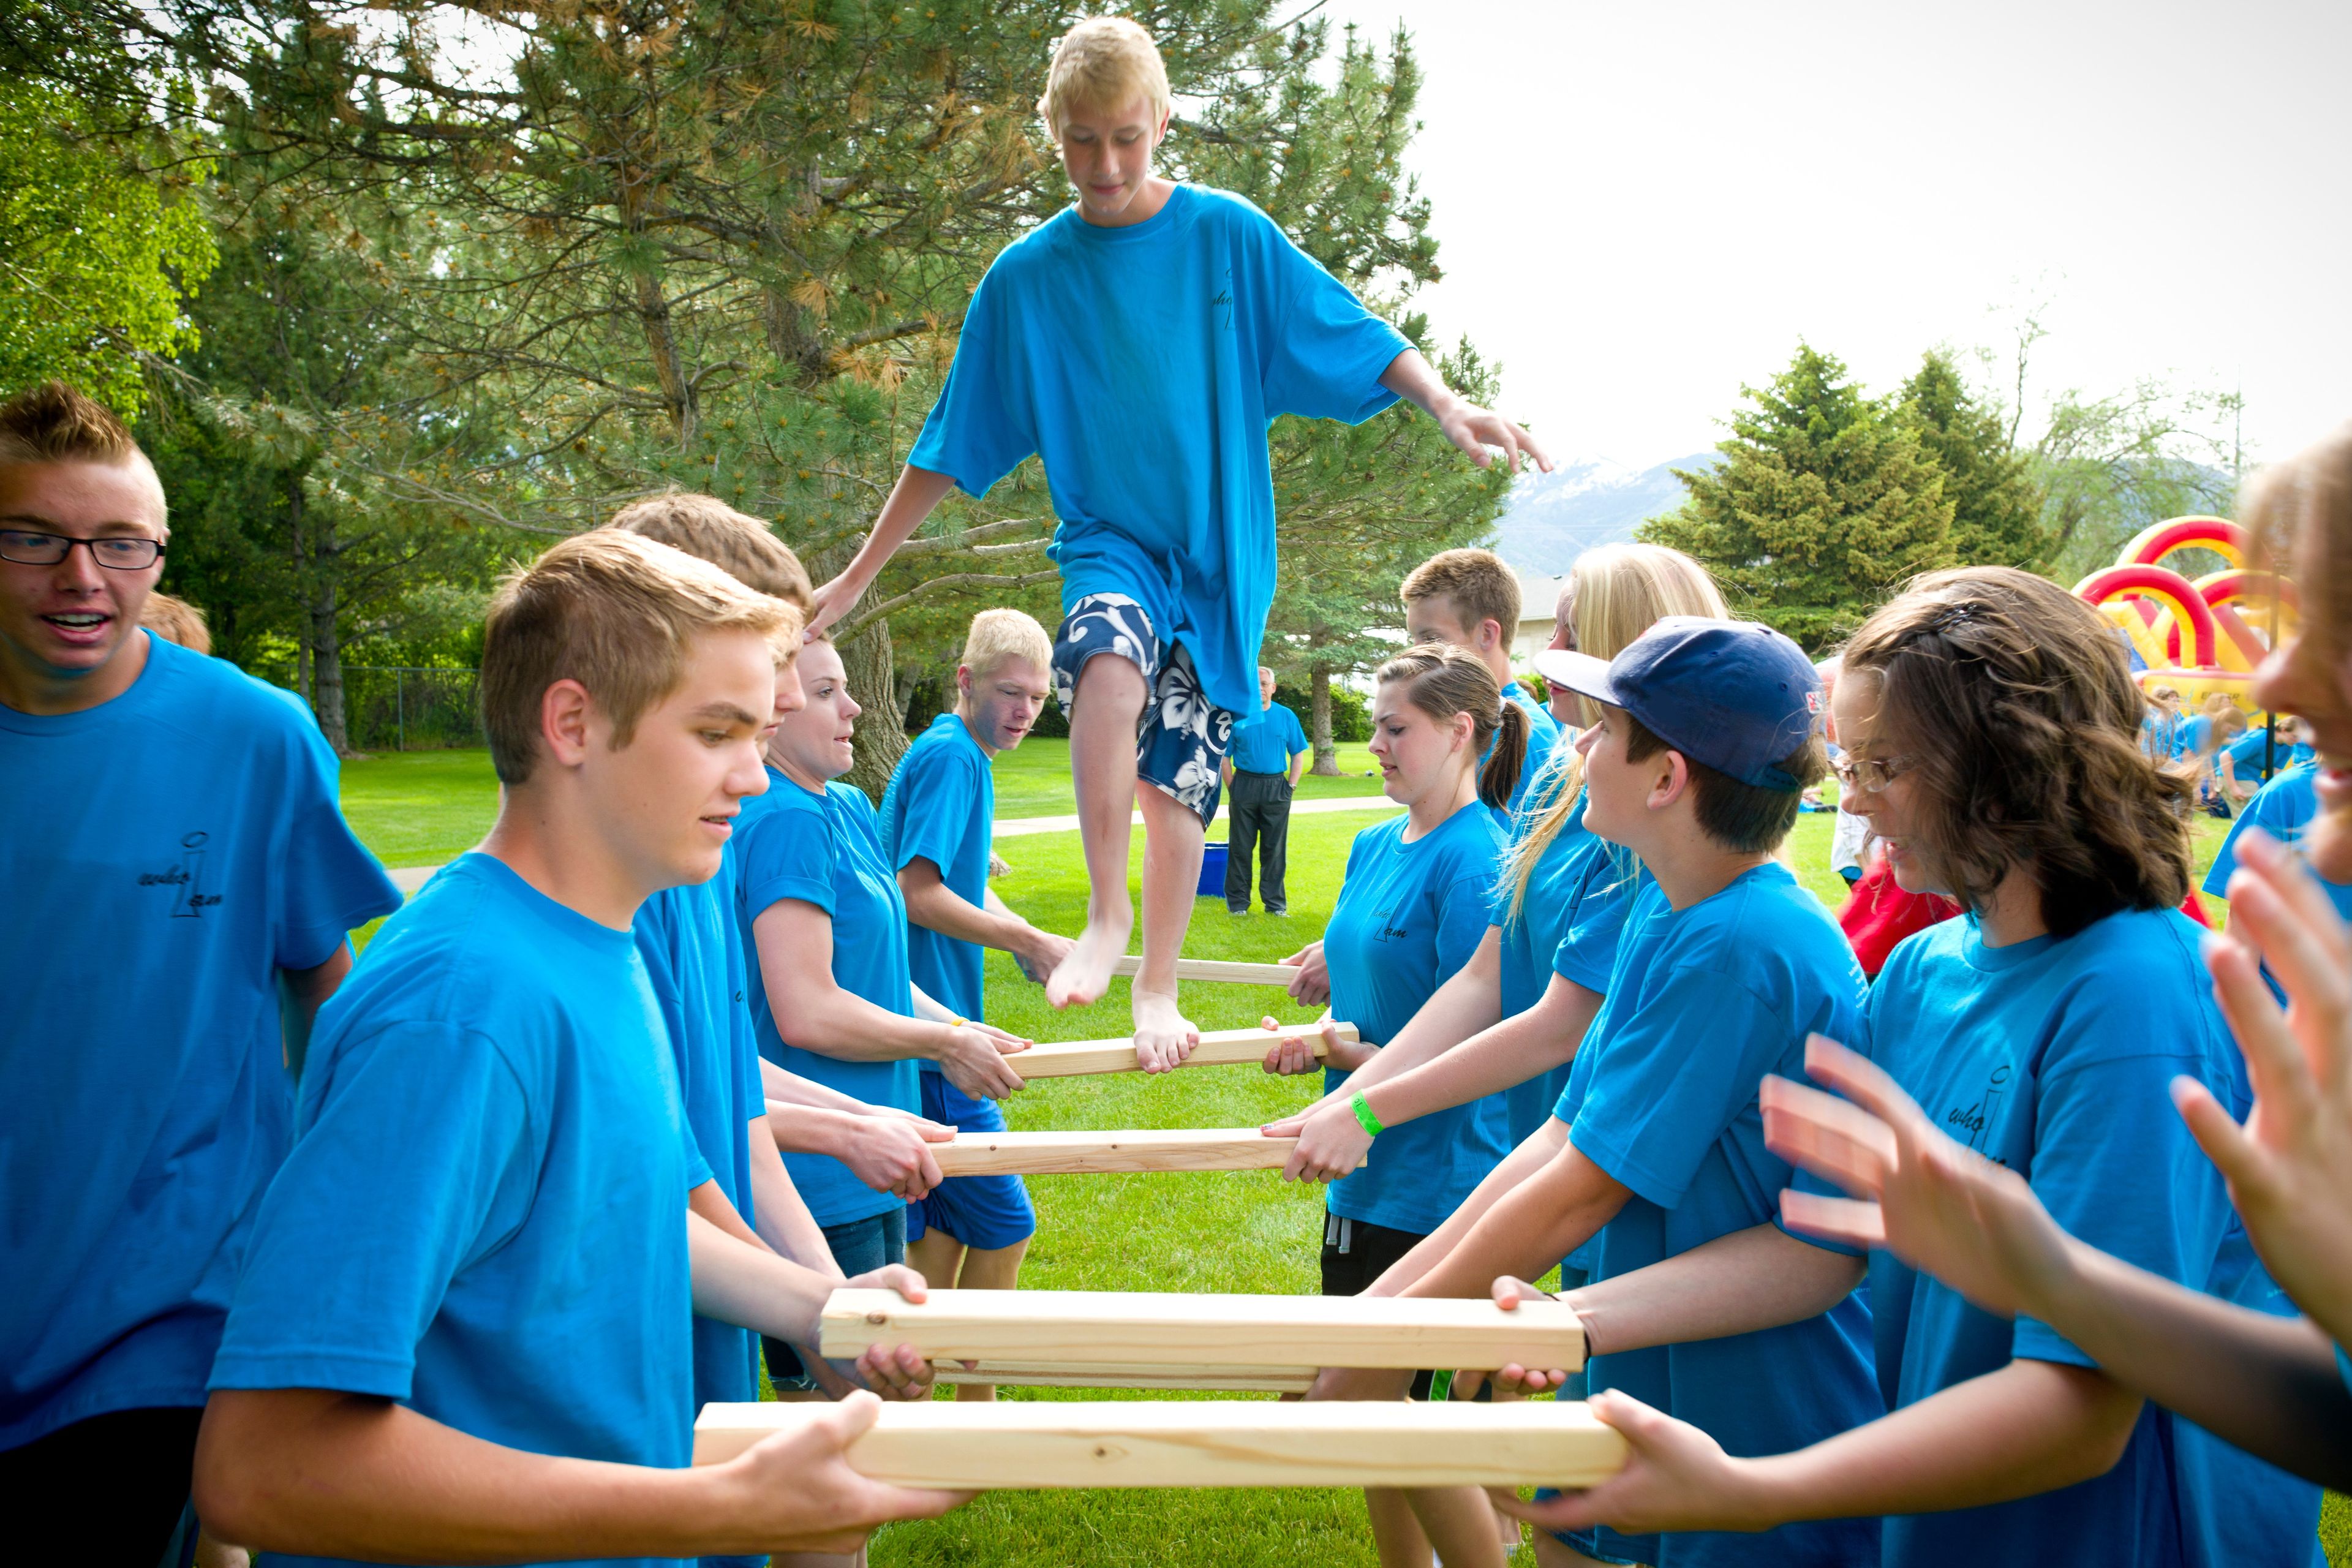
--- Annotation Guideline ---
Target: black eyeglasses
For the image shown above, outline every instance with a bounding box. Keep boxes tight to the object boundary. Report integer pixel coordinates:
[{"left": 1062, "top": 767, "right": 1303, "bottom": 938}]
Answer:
[{"left": 0, "top": 529, "right": 165, "bottom": 570}]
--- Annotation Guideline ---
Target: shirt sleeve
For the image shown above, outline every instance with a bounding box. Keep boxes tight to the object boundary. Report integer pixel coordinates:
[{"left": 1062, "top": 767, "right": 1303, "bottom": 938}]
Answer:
[
  {"left": 1282, "top": 709, "right": 1309, "bottom": 758},
  {"left": 905, "top": 263, "right": 1038, "bottom": 497},
  {"left": 1570, "top": 978, "right": 1781, "bottom": 1209},
  {"left": 273, "top": 720, "right": 404, "bottom": 971},
  {"left": 738, "top": 802, "right": 837, "bottom": 918},
  {"left": 2011, "top": 1047, "right": 2233, "bottom": 1366},
  {"left": 888, "top": 746, "right": 977, "bottom": 878},
  {"left": 1434, "top": 866, "right": 1499, "bottom": 981},
  {"left": 1258, "top": 221, "right": 1410, "bottom": 424},
  {"left": 209, "top": 1021, "right": 538, "bottom": 1398},
  {"left": 1550, "top": 856, "right": 1636, "bottom": 995}
]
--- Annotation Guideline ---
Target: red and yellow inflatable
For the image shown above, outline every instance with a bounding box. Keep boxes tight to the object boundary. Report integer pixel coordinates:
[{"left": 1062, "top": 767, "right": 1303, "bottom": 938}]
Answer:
[{"left": 2072, "top": 516, "right": 2295, "bottom": 711}]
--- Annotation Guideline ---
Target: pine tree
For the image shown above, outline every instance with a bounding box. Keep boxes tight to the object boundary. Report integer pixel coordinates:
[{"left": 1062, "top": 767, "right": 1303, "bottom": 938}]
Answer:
[
  {"left": 1643, "top": 344, "right": 1955, "bottom": 650},
  {"left": 1898, "top": 350, "right": 2048, "bottom": 568}
]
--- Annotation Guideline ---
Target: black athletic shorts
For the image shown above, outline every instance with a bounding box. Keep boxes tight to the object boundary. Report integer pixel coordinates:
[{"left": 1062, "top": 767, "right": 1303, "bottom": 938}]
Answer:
[
  {"left": 1319, "top": 1209, "right": 1490, "bottom": 1404},
  {"left": 1, "top": 1405, "right": 204, "bottom": 1565}
]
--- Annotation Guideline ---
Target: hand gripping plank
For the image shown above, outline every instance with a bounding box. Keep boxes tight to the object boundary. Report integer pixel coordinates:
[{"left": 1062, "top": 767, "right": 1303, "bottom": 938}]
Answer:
[
  {"left": 1012, "top": 1022, "right": 1354, "bottom": 1080},
  {"left": 929, "top": 1128, "right": 1362, "bottom": 1178},
  {"left": 691, "top": 1398, "right": 1628, "bottom": 1489},
  {"left": 820, "top": 1287, "right": 1586, "bottom": 1373}
]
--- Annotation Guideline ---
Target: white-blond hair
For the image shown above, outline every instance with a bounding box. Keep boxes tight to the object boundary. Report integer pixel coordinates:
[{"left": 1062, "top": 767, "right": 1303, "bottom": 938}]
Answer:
[{"left": 1038, "top": 17, "right": 1170, "bottom": 136}]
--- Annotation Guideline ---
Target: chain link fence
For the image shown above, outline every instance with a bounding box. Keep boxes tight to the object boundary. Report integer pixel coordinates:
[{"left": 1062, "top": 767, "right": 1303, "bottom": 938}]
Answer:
[{"left": 341, "top": 666, "right": 484, "bottom": 752}]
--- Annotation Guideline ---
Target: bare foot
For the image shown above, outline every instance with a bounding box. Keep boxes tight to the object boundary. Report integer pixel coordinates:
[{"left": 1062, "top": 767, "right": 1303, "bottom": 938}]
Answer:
[
  {"left": 1046, "top": 912, "right": 1129, "bottom": 1008},
  {"left": 1131, "top": 988, "right": 1200, "bottom": 1072}
]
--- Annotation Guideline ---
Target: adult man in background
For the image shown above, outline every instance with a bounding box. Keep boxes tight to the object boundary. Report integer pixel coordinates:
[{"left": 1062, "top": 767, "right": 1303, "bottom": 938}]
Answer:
[{"left": 1221, "top": 664, "right": 1309, "bottom": 916}]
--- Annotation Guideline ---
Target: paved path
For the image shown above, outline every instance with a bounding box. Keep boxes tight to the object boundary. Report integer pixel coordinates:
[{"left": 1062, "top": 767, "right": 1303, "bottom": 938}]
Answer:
[{"left": 382, "top": 793, "right": 1401, "bottom": 894}]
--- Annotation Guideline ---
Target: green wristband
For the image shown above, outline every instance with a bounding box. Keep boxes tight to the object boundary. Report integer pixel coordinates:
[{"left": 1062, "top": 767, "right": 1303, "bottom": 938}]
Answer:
[{"left": 1349, "top": 1090, "right": 1384, "bottom": 1139}]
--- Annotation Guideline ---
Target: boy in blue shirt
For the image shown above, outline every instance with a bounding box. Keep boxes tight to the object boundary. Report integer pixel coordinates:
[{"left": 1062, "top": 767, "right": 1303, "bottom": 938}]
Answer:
[
  {"left": 2206, "top": 756, "right": 2352, "bottom": 926},
  {"left": 1220, "top": 663, "right": 1311, "bottom": 914},
  {"left": 1314, "top": 619, "right": 1881, "bottom": 1568},
  {"left": 880, "top": 608, "right": 1070, "bottom": 1396},
  {"left": 0, "top": 382, "right": 402, "bottom": 1566},
  {"left": 194, "top": 531, "right": 956, "bottom": 1567},
  {"left": 802, "top": 15, "right": 1548, "bottom": 1069},
  {"left": 1401, "top": 548, "right": 1561, "bottom": 821}
]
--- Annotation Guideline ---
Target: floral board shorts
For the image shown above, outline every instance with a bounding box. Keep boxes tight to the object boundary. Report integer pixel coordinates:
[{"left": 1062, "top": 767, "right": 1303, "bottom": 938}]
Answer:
[{"left": 1050, "top": 593, "right": 1236, "bottom": 829}]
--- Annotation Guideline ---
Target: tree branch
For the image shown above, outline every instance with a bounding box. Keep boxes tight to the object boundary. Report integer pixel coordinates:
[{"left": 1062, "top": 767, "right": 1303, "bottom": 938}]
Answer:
[{"left": 840, "top": 567, "right": 1060, "bottom": 641}]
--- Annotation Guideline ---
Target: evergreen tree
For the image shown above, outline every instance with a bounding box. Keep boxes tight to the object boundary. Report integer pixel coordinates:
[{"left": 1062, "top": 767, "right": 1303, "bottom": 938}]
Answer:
[
  {"left": 1643, "top": 343, "right": 1954, "bottom": 650},
  {"left": 1898, "top": 350, "right": 2048, "bottom": 568},
  {"left": 0, "top": 80, "right": 215, "bottom": 414}
]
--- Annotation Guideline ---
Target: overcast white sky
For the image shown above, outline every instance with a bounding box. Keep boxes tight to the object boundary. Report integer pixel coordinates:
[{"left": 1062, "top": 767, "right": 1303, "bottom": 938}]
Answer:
[{"left": 1308, "top": 0, "right": 2351, "bottom": 471}]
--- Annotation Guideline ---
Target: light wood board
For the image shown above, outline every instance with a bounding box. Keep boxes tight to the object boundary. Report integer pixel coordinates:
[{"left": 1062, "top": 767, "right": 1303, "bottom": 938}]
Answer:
[
  {"left": 1012, "top": 1023, "right": 1352, "bottom": 1080},
  {"left": 1110, "top": 956, "right": 1303, "bottom": 986},
  {"left": 931, "top": 1128, "right": 1358, "bottom": 1177},
  {"left": 933, "top": 1361, "right": 1314, "bottom": 1393},
  {"left": 821, "top": 1287, "right": 1586, "bottom": 1372},
  {"left": 691, "top": 1398, "right": 1627, "bottom": 1488}
]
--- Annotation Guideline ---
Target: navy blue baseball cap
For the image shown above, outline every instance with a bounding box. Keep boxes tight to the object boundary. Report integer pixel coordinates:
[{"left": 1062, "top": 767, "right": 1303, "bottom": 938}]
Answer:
[{"left": 1536, "top": 617, "right": 1822, "bottom": 790}]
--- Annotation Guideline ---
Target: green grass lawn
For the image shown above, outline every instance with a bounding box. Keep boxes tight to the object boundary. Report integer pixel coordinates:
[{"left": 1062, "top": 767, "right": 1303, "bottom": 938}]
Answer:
[{"left": 331, "top": 763, "right": 2337, "bottom": 1565}]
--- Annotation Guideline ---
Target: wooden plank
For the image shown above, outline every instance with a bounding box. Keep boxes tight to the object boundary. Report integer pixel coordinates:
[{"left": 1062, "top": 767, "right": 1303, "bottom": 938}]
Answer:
[
  {"left": 931, "top": 1128, "right": 1358, "bottom": 1178},
  {"left": 692, "top": 1398, "right": 1627, "bottom": 1489},
  {"left": 821, "top": 1288, "right": 1586, "bottom": 1373},
  {"left": 933, "top": 1361, "right": 1314, "bottom": 1393},
  {"left": 1110, "top": 956, "right": 1303, "bottom": 987},
  {"left": 1012, "top": 1023, "right": 1352, "bottom": 1080}
]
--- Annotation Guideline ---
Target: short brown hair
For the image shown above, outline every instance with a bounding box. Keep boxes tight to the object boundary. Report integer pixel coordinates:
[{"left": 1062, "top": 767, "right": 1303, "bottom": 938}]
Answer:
[
  {"left": 1401, "top": 548, "right": 1521, "bottom": 643},
  {"left": 1621, "top": 710, "right": 1823, "bottom": 854},
  {"left": 1839, "top": 566, "right": 2191, "bottom": 937},
  {"left": 0, "top": 380, "right": 165, "bottom": 529},
  {"left": 480, "top": 530, "right": 794, "bottom": 785},
  {"left": 603, "top": 492, "right": 812, "bottom": 610},
  {"left": 141, "top": 593, "right": 211, "bottom": 655}
]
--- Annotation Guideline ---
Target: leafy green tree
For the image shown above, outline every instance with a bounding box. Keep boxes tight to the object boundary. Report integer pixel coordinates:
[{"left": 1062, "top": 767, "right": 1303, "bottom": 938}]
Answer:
[
  {"left": 1644, "top": 343, "right": 1955, "bottom": 650},
  {"left": 0, "top": 80, "right": 215, "bottom": 414},
  {"left": 1898, "top": 350, "right": 2048, "bottom": 568}
]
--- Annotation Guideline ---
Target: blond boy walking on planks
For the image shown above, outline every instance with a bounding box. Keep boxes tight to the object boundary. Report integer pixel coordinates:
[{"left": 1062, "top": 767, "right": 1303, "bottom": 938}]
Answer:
[{"left": 804, "top": 17, "right": 1550, "bottom": 1066}]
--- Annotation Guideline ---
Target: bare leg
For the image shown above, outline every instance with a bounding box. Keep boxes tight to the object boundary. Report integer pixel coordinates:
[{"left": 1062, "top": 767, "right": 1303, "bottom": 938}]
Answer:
[
  {"left": 1368, "top": 1487, "right": 1438, "bottom": 1568},
  {"left": 907, "top": 1230, "right": 1030, "bottom": 1402},
  {"left": 1047, "top": 654, "right": 1146, "bottom": 1009},
  {"left": 1406, "top": 1484, "right": 1514, "bottom": 1567},
  {"left": 1131, "top": 782, "right": 1206, "bottom": 1071}
]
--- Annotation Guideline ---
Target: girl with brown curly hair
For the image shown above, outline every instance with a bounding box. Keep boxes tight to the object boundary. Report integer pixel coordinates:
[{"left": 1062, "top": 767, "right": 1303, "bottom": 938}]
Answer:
[{"left": 1493, "top": 567, "right": 2320, "bottom": 1567}]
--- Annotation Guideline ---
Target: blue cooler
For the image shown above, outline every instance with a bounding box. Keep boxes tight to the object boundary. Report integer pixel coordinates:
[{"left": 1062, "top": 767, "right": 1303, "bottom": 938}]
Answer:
[{"left": 1196, "top": 841, "right": 1229, "bottom": 897}]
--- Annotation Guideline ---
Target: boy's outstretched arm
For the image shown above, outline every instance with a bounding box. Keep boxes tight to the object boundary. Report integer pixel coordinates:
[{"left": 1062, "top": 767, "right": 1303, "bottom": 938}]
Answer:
[
  {"left": 1379, "top": 350, "right": 1555, "bottom": 475},
  {"left": 194, "top": 1387, "right": 962, "bottom": 1563},
  {"left": 806, "top": 466, "right": 959, "bottom": 637}
]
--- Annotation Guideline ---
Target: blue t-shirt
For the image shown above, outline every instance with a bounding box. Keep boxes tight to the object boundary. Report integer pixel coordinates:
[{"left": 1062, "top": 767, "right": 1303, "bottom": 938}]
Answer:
[
  {"left": 1488, "top": 747, "right": 1645, "bottom": 1145},
  {"left": 734, "top": 767, "right": 921, "bottom": 1226},
  {"left": 1229, "top": 700, "right": 1308, "bottom": 774},
  {"left": 2203, "top": 763, "right": 2352, "bottom": 923},
  {"left": 879, "top": 713, "right": 995, "bottom": 1028},
  {"left": 2173, "top": 712, "right": 2214, "bottom": 759},
  {"left": 1490, "top": 679, "right": 1562, "bottom": 823},
  {"left": 1853, "top": 907, "right": 2307, "bottom": 1568},
  {"left": 907, "top": 183, "right": 1410, "bottom": 717},
  {"left": 0, "top": 635, "right": 399, "bottom": 1449},
  {"left": 634, "top": 861, "right": 767, "bottom": 1450},
  {"left": 1559, "top": 863, "right": 1880, "bottom": 1568},
  {"left": 210, "top": 854, "right": 696, "bottom": 1568},
  {"left": 1321, "top": 803, "right": 1510, "bottom": 1235},
  {"left": 2220, "top": 725, "right": 2312, "bottom": 787}
]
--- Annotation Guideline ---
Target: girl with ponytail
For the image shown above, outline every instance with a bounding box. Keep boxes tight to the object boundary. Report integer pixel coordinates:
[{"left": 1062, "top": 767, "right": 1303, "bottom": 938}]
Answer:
[
  {"left": 1290, "top": 641, "right": 1519, "bottom": 1568},
  {"left": 1265, "top": 544, "right": 1730, "bottom": 1178}
]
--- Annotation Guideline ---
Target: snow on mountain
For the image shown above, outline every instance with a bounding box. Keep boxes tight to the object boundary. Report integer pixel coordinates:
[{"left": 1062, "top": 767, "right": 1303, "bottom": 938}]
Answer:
[{"left": 1490, "top": 451, "right": 1717, "bottom": 576}]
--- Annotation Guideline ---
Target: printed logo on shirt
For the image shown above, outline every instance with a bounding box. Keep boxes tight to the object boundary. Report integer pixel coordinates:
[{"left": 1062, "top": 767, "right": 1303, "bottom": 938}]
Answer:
[
  {"left": 1942, "top": 1062, "right": 2013, "bottom": 1159},
  {"left": 1213, "top": 268, "right": 1234, "bottom": 331},
  {"left": 1372, "top": 901, "right": 1411, "bottom": 942},
  {"left": 138, "top": 830, "right": 223, "bottom": 918}
]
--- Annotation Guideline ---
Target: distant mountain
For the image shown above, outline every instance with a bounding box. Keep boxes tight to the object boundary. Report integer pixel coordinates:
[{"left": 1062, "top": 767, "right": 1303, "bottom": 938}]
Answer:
[{"left": 1490, "top": 451, "right": 1717, "bottom": 576}]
